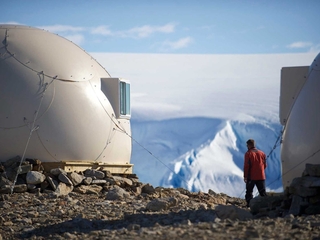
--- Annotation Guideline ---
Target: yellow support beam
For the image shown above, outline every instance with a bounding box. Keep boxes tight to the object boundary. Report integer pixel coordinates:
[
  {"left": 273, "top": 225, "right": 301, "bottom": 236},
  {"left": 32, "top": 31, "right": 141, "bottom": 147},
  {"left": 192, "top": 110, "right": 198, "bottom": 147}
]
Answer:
[{"left": 41, "top": 161, "right": 133, "bottom": 174}]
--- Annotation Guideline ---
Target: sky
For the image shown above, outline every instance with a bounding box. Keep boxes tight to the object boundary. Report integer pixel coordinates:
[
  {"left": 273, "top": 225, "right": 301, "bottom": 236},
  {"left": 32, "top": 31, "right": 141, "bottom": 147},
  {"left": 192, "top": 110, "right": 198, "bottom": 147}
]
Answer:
[{"left": 1, "top": 0, "right": 320, "bottom": 54}]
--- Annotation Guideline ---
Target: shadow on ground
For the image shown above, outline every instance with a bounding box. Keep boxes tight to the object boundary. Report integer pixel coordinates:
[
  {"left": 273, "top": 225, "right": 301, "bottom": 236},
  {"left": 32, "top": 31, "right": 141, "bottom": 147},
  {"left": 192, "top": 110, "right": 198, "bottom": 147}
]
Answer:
[{"left": 20, "top": 208, "right": 217, "bottom": 239}]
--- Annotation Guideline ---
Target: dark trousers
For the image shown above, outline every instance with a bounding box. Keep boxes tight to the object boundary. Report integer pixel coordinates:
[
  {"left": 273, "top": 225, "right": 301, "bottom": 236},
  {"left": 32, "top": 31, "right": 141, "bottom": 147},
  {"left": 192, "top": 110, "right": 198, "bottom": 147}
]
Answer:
[{"left": 245, "top": 180, "right": 267, "bottom": 205}]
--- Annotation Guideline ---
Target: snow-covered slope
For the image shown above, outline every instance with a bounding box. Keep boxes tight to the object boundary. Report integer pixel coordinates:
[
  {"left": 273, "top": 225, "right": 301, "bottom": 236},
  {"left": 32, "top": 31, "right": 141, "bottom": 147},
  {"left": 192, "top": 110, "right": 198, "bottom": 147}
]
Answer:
[{"left": 131, "top": 117, "right": 283, "bottom": 198}]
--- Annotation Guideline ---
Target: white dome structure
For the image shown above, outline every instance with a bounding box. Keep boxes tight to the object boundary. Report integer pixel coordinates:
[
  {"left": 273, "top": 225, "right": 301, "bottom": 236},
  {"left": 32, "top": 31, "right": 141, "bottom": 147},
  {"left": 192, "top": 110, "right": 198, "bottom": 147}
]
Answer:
[
  {"left": 280, "top": 52, "right": 320, "bottom": 187},
  {"left": 0, "top": 25, "right": 132, "bottom": 173}
]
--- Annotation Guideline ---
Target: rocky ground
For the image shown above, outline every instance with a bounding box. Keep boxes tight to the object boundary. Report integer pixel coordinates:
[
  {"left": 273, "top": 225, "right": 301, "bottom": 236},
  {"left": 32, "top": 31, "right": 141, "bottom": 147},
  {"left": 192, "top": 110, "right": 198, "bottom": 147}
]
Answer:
[
  {"left": 1, "top": 158, "right": 320, "bottom": 239},
  {"left": 1, "top": 185, "right": 320, "bottom": 239}
]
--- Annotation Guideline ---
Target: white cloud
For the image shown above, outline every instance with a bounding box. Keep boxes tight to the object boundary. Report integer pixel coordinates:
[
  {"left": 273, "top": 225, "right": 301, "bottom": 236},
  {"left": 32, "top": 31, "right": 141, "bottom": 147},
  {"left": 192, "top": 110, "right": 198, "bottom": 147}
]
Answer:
[
  {"left": 157, "top": 23, "right": 176, "bottom": 33},
  {"left": 287, "top": 41, "right": 320, "bottom": 53},
  {"left": 125, "top": 23, "right": 176, "bottom": 38},
  {"left": 64, "top": 34, "right": 85, "bottom": 46},
  {"left": 309, "top": 43, "right": 320, "bottom": 53},
  {"left": 161, "top": 37, "right": 193, "bottom": 50},
  {"left": 0, "top": 21, "right": 22, "bottom": 25},
  {"left": 37, "top": 24, "right": 85, "bottom": 33},
  {"left": 91, "top": 25, "right": 112, "bottom": 36},
  {"left": 91, "top": 23, "right": 176, "bottom": 39},
  {"left": 286, "top": 41, "right": 313, "bottom": 49}
]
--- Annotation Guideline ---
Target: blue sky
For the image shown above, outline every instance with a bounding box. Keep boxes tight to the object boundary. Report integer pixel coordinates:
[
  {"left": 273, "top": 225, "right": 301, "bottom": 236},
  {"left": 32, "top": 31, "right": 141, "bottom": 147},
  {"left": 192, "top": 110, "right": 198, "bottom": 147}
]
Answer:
[{"left": 2, "top": 0, "right": 320, "bottom": 54}]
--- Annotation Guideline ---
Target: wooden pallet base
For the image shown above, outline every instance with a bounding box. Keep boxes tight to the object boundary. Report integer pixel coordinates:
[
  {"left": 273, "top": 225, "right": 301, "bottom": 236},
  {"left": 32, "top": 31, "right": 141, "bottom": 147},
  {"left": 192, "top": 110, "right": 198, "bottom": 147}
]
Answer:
[{"left": 41, "top": 161, "right": 133, "bottom": 174}]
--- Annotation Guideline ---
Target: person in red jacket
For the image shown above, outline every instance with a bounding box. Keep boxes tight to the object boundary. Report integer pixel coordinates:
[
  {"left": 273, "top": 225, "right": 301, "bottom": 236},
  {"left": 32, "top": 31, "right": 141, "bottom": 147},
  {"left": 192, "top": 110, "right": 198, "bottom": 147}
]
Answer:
[{"left": 243, "top": 139, "right": 267, "bottom": 207}]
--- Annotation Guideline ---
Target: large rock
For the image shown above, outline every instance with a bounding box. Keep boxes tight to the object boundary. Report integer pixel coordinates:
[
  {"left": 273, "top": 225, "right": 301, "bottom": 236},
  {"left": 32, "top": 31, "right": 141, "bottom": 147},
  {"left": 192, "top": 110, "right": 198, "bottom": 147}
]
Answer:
[
  {"left": 289, "top": 177, "right": 320, "bottom": 197},
  {"left": 2, "top": 156, "right": 21, "bottom": 168},
  {"left": 25, "top": 158, "right": 43, "bottom": 172},
  {"left": 106, "top": 185, "right": 130, "bottom": 200},
  {"left": 58, "top": 173, "right": 73, "bottom": 186},
  {"left": 26, "top": 171, "right": 46, "bottom": 185},
  {"left": 288, "top": 195, "right": 303, "bottom": 216},
  {"left": 0, "top": 184, "right": 27, "bottom": 193},
  {"left": 47, "top": 176, "right": 59, "bottom": 190},
  {"left": 305, "top": 205, "right": 320, "bottom": 215},
  {"left": 0, "top": 176, "right": 12, "bottom": 188},
  {"left": 74, "top": 185, "right": 102, "bottom": 194},
  {"left": 303, "top": 164, "right": 320, "bottom": 177},
  {"left": 4, "top": 169, "right": 18, "bottom": 181},
  {"left": 112, "top": 176, "right": 133, "bottom": 187},
  {"left": 13, "top": 184, "right": 28, "bottom": 193},
  {"left": 2, "top": 156, "right": 25, "bottom": 181},
  {"left": 249, "top": 195, "right": 284, "bottom": 215},
  {"left": 55, "top": 182, "right": 73, "bottom": 196},
  {"left": 146, "top": 197, "right": 178, "bottom": 211},
  {"left": 68, "top": 172, "right": 84, "bottom": 186},
  {"left": 17, "top": 164, "right": 33, "bottom": 175},
  {"left": 208, "top": 189, "right": 227, "bottom": 205},
  {"left": 215, "top": 205, "right": 253, "bottom": 220},
  {"left": 50, "top": 168, "right": 67, "bottom": 176},
  {"left": 142, "top": 183, "right": 155, "bottom": 194}
]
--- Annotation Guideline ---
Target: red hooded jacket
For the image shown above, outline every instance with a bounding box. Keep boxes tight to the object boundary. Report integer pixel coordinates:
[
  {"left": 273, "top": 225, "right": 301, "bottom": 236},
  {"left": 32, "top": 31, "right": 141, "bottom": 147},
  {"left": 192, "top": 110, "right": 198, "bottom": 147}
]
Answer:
[{"left": 243, "top": 147, "right": 266, "bottom": 180}]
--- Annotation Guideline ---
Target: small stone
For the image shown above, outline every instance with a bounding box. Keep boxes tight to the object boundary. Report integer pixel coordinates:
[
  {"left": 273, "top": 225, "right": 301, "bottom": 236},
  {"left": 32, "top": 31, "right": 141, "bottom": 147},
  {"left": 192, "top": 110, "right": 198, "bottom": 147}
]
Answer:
[
  {"left": 103, "top": 170, "right": 113, "bottom": 178},
  {"left": 127, "top": 223, "right": 140, "bottom": 230},
  {"left": 284, "top": 214, "right": 295, "bottom": 219},
  {"left": 74, "top": 185, "right": 102, "bottom": 194},
  {"left": 27, "top": 184, "right": 37, "bottom": 190},
  {"left": 3, "top": 221, "right": 13, "bottom": 226},
  {"left": 84, "top": 169, "right": 105, "bottom": 179},
  {"left": 142, "top": 183, "right": 155, "bottom": 194},
  {"left": 92, "top": 179, "right": 107, "bottom": 185},
  {"left": 131, "top": 186, "right": 142, "bottom": 195},
  {"left": 63, "top": 232, "right": 77, "bottom": 239},
  {"left": 83, "top": 177, "right": 93, "bottom": 185},
  {"left": 0, "top": 185, "right": 11, "bottom": 194},
  {"left": 113, "top": 176, "right": 133, "bottom": 186},
  {"left": 13, "top": 184, "right": 27, "bottom": 193},
  {"left": 0, "top": 194, "right": 10, "bottom": 201},
  {"left": 40, "top": 181, "right": 50, "bottom": 191},
  {"left": 27, "top": 211, "right": 39, "bottom": 218},
  {"left": 0, "top": 201, "right": 11, "bottom": 209},
  {"left": 47, "top": 176, "right": 59, "bottom": 190},
  {"left": 146, "top": 197, "right": 178, "bottom": 211},
  {"left": 181, "top": 219, "right": 192, "bottom": 225},
  {"left": 17, "top": 164, "right": 33, "bottom": 174}
]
